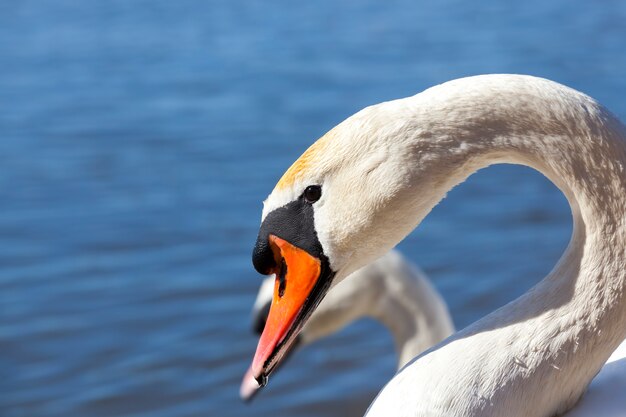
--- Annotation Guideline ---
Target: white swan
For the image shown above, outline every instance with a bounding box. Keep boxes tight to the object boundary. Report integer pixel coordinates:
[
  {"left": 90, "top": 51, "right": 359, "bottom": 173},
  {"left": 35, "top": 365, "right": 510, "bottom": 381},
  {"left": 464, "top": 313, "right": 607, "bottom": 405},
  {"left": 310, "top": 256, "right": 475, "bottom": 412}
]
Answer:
[
  {"left": 240, "top": 249, "right": 454, "bottom": 400},
  {"left": 247, "top": 74, "right": 626, "bottom": 416}
]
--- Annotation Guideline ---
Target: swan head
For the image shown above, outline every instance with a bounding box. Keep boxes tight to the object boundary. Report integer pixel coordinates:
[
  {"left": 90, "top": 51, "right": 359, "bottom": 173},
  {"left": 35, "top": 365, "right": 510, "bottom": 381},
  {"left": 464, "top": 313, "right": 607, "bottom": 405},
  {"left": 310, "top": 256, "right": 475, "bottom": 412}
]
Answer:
[{"left": 249, "top": 92, "right": 459, "bottom": 385}]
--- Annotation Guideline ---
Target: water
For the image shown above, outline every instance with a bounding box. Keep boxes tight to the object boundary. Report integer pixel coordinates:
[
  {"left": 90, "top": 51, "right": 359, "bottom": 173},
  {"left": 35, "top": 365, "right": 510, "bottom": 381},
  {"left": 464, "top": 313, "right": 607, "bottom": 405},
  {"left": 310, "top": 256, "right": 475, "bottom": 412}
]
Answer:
[{"left": 1, "top": 1, "right": 625, "bottom": 416}]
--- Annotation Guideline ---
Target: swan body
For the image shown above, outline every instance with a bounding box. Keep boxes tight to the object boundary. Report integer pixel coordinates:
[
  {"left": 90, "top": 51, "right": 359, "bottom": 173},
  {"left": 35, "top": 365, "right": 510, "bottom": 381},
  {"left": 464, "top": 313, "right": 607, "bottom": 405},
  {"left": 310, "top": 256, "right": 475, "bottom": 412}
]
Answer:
[{"left": 249, "top": 74, "right": 626, "bottom": 417}]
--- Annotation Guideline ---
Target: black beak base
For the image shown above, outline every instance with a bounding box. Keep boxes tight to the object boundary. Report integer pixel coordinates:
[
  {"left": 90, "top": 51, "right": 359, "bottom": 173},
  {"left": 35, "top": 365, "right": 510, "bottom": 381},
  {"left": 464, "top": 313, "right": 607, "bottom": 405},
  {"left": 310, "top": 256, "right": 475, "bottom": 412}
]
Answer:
[{"left": 252, "top": 196, "right": 325, "bottom": 275}]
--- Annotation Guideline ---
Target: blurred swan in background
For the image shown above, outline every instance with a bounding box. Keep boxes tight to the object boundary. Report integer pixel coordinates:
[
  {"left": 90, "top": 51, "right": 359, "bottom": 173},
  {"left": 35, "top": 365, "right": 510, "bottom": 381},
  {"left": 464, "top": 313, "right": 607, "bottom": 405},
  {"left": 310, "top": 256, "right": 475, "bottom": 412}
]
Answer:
[
  {"left": 248, "top": 75, "right": 626, "bottom": 416},
  {"left": 240, "top": 249, "right": 453, "bottom": 401}
]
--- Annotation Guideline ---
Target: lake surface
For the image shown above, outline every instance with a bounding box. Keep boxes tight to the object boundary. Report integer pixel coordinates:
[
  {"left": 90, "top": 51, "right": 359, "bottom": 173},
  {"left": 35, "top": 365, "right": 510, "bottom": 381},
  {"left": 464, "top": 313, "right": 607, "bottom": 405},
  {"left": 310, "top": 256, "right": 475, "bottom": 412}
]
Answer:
[{"left": 1, "top": 1, "right": 626, "bottom": 416}]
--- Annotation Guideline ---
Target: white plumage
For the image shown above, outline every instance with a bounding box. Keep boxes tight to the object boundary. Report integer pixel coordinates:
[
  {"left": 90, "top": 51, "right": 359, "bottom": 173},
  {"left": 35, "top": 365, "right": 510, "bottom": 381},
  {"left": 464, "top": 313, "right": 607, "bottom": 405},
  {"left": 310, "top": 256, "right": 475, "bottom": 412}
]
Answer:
[{"left": 261, "top": 75, "right": 626, "bottom": 416}]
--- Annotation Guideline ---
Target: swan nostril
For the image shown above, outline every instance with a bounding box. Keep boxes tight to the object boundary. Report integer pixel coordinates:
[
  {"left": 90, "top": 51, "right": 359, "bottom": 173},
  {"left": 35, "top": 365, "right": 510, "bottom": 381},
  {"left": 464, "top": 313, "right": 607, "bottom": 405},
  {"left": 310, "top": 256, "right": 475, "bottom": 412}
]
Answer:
[{"left": 277, "top": 258, "right": 287, "bottom": 298}]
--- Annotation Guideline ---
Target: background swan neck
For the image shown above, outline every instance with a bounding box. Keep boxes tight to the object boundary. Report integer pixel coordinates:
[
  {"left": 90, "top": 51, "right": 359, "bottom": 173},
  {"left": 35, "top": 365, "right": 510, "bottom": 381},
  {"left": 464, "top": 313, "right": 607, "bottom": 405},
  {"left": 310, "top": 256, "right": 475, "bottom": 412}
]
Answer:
[
  {"left": 370, "top": 258, "right": 454, "bottom": 368},
  {"left": 298, "top": 252, "right": 453, "bottom": 366}
]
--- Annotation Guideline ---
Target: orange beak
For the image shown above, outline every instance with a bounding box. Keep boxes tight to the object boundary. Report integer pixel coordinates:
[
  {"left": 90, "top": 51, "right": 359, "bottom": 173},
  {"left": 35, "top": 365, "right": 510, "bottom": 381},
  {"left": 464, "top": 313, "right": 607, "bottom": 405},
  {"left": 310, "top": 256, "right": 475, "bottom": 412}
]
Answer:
[{"left": 250, "top": 234, "right": 322, "bottom": 385}]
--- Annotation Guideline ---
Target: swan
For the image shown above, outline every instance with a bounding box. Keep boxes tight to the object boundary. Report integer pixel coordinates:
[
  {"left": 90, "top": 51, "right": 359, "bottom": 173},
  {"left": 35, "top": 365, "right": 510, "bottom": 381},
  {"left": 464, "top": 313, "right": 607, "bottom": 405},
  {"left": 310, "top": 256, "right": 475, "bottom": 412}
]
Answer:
[
  {"left": 247, "top": 74, "right": 626, "bottom": 416},
  {"left": 240, "top": 249, "right": 454, "bottom": 400}
]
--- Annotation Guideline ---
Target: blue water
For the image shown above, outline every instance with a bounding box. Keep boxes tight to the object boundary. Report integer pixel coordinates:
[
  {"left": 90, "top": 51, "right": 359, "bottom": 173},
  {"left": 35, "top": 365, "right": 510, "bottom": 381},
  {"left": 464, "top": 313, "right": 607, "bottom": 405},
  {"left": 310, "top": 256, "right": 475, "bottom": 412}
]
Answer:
[{"left": 1, "top": 1, "right": 625, "bottom": 416}]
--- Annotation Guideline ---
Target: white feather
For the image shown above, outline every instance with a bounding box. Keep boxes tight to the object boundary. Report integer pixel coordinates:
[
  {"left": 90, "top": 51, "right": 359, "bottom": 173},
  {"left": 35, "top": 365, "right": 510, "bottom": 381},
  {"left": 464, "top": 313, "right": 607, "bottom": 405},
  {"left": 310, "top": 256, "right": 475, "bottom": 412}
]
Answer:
[{"left": 266, "top": 74, "right": 626, "bottom": 416}]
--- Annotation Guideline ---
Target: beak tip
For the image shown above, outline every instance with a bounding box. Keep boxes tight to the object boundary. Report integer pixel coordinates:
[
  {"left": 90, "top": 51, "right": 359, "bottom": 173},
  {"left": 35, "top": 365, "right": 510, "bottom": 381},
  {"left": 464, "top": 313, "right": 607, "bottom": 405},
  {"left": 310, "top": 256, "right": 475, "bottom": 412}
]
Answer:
[
  {"left": 250, "top": 357, "right": 269, "bottom": 387},
  {"left": 240, "top": 367, "right": 262, "bottom": 402},
  {"left": 254, "top": 372, "right": 268, "bottom": 388}
]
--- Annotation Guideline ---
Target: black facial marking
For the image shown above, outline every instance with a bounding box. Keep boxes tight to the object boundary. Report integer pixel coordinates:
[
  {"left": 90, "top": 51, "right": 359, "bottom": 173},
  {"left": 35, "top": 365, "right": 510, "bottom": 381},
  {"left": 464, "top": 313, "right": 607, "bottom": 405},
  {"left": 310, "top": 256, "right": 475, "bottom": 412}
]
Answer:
[{"left": 252, "top": 196, "right": 323, "bottom": 275}]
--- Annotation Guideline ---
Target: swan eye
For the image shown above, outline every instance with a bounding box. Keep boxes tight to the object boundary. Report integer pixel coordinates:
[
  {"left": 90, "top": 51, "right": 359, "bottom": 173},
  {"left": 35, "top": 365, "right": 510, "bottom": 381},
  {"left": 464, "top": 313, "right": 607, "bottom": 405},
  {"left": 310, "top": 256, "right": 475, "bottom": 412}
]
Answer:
[{"left": 303, "top": 185, "right": 322, "bottom": 203}]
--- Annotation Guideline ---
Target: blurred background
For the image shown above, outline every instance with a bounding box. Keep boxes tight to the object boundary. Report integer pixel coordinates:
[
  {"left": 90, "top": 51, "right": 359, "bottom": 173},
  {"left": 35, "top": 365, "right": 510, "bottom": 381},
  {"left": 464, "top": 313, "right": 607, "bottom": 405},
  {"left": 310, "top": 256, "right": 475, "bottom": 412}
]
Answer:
[{"left": 1, "top": 0, "right": 625, "bottom": 416}]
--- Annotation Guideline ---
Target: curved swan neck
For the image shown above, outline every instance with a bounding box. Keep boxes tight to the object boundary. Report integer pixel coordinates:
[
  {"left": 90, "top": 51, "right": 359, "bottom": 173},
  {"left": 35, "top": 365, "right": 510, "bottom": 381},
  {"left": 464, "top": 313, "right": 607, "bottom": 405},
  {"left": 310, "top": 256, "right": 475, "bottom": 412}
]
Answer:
[
  {"left": 406, "top": 75, "right": 626, "bottom": 293},
  {"left": 368, "top": 253, "right": 454, "bottom": 368},
  {"left": 365, "top": 75, "right": 626, "bottom": 416},
  {"left": 418, "top": 75, "right": 626, "bottom": 354}
]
